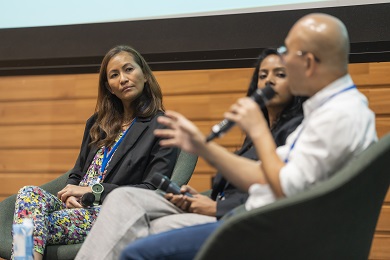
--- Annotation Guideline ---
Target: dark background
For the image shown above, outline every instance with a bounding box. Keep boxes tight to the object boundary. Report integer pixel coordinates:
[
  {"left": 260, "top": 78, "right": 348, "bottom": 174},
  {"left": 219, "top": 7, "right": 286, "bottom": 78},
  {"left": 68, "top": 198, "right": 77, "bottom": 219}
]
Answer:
[{"left": 0, "top": 3, "right": 389, "bottom": 75}]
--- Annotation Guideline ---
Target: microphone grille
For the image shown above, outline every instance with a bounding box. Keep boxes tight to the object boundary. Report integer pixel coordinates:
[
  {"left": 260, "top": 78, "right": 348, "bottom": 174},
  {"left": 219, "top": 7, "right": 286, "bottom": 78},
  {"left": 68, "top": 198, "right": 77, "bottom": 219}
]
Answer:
[
  {"left": 81, "top": 192, "right": 95, "bottom": 207},
  {"left": 262, "top": 83, "right": 276, "bottom": 100}
]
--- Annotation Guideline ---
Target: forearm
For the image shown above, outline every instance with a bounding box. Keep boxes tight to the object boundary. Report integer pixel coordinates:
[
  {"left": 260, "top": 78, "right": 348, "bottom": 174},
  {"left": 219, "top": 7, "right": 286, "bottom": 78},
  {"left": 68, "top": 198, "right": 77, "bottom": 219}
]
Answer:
[{"left": 198, "top": 141, "right": 266, "bottom": 192}]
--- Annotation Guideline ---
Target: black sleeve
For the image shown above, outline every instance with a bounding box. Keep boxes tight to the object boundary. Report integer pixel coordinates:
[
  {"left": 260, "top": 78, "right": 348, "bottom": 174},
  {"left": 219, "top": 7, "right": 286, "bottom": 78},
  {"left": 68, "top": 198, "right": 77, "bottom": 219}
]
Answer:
[
  {"left": 66, "top": 115, "right": 96, "bottom": 185},
  {"left": 273, "top": 114, "right": 304, "bottom": 147},
  {"left": 100, "top": 114, "right": 179, "bottom": 201},
  {"left": 100, "top": 143, "right": 178, "bottom": 200}
]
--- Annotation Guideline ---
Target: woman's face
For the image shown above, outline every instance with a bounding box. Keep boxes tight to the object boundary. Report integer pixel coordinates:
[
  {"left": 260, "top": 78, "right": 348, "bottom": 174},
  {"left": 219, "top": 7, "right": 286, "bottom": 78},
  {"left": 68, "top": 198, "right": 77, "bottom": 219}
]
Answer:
[
  {"left": 106, "top": 51, "right": 147, "bottom": 104},
  {"left": 257, "top": 54, "right": 293, "bottom": 109}
]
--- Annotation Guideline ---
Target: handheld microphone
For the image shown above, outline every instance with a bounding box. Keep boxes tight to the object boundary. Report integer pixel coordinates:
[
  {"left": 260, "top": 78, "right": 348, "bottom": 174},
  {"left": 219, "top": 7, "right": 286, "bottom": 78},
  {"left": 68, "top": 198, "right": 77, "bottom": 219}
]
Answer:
[
  {"left": 150, "top": 173, "right": 193, "bottom": 197},
  {"left": 206, "top": 83, "right": 276, "bottom": 142},
  {"left": 80, "top": 192, "right": 95, "bottom": 207}
]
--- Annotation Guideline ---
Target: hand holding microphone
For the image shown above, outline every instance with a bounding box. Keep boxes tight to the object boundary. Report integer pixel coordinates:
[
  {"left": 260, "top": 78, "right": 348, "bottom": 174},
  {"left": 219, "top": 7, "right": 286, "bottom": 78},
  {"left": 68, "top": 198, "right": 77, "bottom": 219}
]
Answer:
[
  {"left": 150, "top": 173, "right": 193, "bottom": 197},
  {"left": 206, "top": 83, "right": 276, "bottom": 142},
  {"left": 80, "top": 192, "right": 95, "bottom": 207}
]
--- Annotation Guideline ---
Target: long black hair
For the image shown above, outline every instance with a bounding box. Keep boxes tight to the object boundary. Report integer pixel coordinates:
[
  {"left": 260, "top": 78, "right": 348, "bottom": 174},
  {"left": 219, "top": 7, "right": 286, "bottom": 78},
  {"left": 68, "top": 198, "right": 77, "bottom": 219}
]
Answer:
[
  {"left": 90, "top": 45, "right": 164, "bottom": 148},
  {"left": 242, "top": 48, "right": 307, "bottom": 147}
]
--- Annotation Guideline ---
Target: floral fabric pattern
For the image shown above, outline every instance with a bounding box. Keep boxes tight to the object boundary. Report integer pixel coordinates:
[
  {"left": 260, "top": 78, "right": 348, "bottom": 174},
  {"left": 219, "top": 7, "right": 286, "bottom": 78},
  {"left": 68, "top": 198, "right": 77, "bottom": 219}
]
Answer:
[
  {"left": 12, "top": 129, "right": 126, "bottom": 255},
  {"left": 13, "top": 186, "right": 100, "bottom": 255}
]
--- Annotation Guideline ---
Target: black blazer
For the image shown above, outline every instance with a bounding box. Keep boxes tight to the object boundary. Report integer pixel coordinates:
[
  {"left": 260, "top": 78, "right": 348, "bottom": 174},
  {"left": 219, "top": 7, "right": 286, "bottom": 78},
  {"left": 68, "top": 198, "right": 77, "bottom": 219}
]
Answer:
[{"left": 66, "top": 111, "right": 179, "bottom": 202}]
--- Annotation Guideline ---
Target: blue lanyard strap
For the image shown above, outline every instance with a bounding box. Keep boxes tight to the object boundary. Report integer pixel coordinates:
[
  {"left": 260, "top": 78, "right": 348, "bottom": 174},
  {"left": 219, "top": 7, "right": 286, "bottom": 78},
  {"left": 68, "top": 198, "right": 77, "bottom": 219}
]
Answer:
[
  {"left": 284, "top": 85, "right": 356, "bottom": 163},
  {"left": 100, "top": 118, "right": 137, "bottom": 174}
]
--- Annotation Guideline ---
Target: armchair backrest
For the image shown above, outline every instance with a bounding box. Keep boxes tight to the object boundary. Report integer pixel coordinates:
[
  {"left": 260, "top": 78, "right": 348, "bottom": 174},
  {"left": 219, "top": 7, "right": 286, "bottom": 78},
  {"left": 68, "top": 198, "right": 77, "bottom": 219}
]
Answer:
[
  {"left": 170, "top": 149, "right": 198, "bottom": 187},
  {"left": 0, "top": 194, "right": 17, "bottom": 259},
  {"left": 195, "top": 134, "right": 390, "bottom": 260}
]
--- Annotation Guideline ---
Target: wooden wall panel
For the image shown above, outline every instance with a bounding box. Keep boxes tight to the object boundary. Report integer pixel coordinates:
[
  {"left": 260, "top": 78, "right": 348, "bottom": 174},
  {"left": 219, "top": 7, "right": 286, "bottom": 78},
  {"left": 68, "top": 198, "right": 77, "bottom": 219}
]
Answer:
[
  {"left": 350, "top": 63, "right": 390, "bottom": 86},
  {"left": 0, "top": 63, "right": 389, "bottom": 259},
  {"left": 187, "top": 173, "right": 215, "bottom": 192},
  {"left": 369, "top": 89, "right": 390, "bottom": 115},
  {"left": 370, "top": 234, "right": 390, "bottom": 259},
  {"left": 0, "top": 124, "right": 85, "bottom": 149},
  {"left": 0, "top": 122, "right": 244, "bottom": 150},
  {"left": 0, "top": 173, "right": 62, "bottom": 197},
  {"left": 385, "top": 189, "right": 390, "bottom": 203},
  {"left": 0, "top": 74, "right": 98, "bottom": 101},
  {"left": 376, "top": 118, "right": 390, "bottom": 139},
  {"left": 164, "top": 93, "right": 244, "bottom": 120},
  {"left": 156, "top": 68, "right": 252, "bottom": 95},
  {"left": 0, "top": 99, "right": 96, "bottom": 125},
  {"left": 0, "top": 149, "right": 78, "bottom": 173},
  {"left": 376, "top": 206, "right": 390, "bottom": 231}
]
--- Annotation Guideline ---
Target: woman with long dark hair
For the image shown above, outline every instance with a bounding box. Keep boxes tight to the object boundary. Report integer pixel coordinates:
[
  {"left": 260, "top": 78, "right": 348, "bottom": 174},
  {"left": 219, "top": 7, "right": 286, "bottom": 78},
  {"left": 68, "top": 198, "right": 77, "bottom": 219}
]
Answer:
[{"left": 11, "top": 45, "right": 178, "bottom": 260}]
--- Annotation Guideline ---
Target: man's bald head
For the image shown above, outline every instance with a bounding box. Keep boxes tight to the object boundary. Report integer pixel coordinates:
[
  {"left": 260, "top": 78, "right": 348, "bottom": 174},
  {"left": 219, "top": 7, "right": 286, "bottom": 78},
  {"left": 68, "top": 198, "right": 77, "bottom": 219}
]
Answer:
[
  {"left": 282, "top": 13, "right": 350, "bottom": 96},
  {"left": 288, "top": 13, "right": 349, "bottom": 73}
]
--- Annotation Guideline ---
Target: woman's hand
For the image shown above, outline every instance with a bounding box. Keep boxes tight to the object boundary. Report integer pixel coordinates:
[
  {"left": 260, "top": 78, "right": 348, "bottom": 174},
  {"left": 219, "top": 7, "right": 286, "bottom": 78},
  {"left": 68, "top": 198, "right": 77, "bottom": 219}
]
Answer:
[
  {"left": 164, "top": 185, "right": 198, "bottom": 211},
  {"left": 164, "top": 185, "right": 217, "bottom": 216},
  {"left": 57, "top": 184, "right": 92, "bottom": 203},
  {"left": 65, "top": 196, "right": 83, "bottom": 209},
  {"left": 185, "top": 194, "right": 217, "bottom": 216}
]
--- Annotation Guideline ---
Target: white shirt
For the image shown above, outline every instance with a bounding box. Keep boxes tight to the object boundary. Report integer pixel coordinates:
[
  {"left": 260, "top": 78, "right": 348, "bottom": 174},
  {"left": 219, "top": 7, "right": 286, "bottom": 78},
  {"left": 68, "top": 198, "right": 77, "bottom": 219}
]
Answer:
[{"left": 245, "top": 74, "right": 378, "bottom": 210}]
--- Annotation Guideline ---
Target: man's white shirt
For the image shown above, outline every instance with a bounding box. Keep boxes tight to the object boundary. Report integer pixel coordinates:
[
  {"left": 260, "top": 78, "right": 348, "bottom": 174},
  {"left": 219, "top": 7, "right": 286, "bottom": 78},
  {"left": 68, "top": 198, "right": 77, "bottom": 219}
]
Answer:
[{"left": 246, "top": 74, "right": 378, "bottom": 210}]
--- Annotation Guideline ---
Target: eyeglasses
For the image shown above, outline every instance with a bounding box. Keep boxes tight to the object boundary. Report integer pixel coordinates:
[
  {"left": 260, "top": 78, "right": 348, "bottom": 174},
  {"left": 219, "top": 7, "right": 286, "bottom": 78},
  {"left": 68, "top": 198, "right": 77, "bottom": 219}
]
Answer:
[{"left": 277, "top": 46, "right": 321, "bottom": 63}]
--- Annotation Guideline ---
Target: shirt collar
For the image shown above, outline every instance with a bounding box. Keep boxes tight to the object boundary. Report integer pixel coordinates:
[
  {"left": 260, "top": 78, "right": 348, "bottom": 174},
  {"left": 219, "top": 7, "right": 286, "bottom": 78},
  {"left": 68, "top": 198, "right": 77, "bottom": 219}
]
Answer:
[{"left": 303, "top": 74, "right": 354, "bottom": 116}]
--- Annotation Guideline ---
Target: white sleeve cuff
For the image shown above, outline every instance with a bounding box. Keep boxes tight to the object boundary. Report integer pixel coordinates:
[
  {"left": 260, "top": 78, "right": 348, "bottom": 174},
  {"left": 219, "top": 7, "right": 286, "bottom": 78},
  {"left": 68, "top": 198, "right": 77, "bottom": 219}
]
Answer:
[{"left": 245, "top": 183, "right": 276, "bottom": 211}]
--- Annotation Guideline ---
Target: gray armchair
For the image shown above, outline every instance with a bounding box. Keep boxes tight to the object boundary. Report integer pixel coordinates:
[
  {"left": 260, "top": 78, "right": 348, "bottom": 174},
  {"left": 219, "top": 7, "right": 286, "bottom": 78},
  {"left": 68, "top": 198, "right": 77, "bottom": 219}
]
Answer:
[
  {"left": 0, "top": 149, "right": 197, "bottom": 260},
  {"left": 195, "top": 134, "right": 390, "bottom": 260}
]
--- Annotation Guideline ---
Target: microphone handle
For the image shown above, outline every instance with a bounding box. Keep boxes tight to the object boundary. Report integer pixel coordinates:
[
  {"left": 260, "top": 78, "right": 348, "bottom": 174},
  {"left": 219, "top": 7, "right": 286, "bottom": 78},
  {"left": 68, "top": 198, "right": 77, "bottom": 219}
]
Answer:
[
  {"left": 205, "top": 93, "right": 266, "bottom": 142},
  {"left": 166, "top": 182, "right": 193, "bottom": 197},
  {"left": 206, "top": 83, "right": 275, "bottom": 142},
  {"left": 206, "top": 119, "right": 235, "bottom": 142},
  {"left": 152, "top": 173, "right": 193, "bottom": 197}
]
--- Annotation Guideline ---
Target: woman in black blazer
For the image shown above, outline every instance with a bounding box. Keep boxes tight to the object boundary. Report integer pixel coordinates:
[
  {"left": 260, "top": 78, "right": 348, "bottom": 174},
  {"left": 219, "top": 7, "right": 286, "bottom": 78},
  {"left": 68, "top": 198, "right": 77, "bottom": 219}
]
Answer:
[{"left": 11, "top": 45, "right": 178, "bottom": 260}]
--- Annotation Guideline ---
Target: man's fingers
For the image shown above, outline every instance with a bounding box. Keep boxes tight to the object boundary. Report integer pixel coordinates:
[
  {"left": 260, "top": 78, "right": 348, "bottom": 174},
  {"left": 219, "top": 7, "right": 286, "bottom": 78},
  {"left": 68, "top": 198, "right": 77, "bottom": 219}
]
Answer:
[
  {"left": 157, "top": 116, "right": 174, "bottom": 127},
  {"left": 159, "top": 139, "right": 179, "bottom": 147},
  {"left": 154, "top": 129, "right": 176, "bottom": 138},
  {"left": 164, "top": 110, "right": 182, "bottom": 120}
]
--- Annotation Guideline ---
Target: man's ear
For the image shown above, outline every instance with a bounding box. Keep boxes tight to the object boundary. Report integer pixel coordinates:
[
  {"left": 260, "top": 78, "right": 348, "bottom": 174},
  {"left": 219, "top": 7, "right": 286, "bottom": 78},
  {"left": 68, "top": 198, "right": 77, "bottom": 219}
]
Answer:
[{"left": 305, "top": 53, "right": 317, "bottom": 77}]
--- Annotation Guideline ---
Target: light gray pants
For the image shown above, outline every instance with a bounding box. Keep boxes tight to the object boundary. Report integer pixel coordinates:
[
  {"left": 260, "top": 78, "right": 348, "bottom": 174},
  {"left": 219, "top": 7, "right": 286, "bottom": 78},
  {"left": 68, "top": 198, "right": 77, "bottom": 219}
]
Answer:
[{"left": 75, "top": 187, "right": 216, "bottom": 260}]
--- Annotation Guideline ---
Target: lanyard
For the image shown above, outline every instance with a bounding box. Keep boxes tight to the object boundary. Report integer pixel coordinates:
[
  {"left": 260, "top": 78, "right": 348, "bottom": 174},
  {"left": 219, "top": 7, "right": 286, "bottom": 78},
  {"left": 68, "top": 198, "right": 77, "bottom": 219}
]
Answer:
[
  {"left": 100, "top": 118, "right": 137, "bottom": 174},
  {"left": 284, "top": 85, "right": 356, "bottom": 163}
]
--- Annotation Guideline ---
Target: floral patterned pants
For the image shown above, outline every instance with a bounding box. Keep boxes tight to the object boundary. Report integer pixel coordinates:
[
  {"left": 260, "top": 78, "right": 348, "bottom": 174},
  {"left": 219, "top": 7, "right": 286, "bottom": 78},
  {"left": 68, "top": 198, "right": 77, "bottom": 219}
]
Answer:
[{"left": 13, "top": 186, "right": 100, "bottom": 255}]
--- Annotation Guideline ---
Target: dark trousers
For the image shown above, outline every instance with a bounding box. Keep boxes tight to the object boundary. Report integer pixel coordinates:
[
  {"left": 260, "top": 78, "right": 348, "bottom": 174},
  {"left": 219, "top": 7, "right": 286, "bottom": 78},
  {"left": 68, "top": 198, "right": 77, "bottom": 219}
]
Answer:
[{"left": 120, "top": 221, "right": 222, "bottom": 260}]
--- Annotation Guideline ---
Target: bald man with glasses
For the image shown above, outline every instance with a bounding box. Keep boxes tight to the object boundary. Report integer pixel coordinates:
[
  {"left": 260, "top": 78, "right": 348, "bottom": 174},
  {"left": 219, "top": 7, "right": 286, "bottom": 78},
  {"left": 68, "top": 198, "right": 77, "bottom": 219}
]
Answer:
[{"left": 119, "top": 13, "right": 377, "bottom": 259}]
